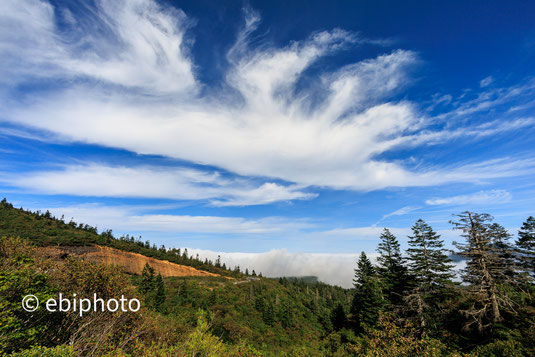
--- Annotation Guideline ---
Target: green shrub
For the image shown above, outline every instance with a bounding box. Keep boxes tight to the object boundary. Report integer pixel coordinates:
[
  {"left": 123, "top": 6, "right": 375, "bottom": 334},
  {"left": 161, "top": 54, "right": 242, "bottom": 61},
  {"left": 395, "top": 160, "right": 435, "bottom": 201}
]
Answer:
[
  {"left": 0, "top": 238, "right": 58, "bottom": 354},
  {"left": 470, "top": 339, "right": 526, "bottom": 356},
  {"left": 11, "top": 345, "right": 75, "bottom": 357},
  {"left": 184, "top": 309, "right": 226, "bottom": 356}
]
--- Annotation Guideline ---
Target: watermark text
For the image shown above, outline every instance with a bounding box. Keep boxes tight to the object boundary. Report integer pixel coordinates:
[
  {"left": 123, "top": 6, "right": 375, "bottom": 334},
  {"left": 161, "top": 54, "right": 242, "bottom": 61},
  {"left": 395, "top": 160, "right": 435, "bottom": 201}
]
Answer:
[{"left": 22, "top": 293, "right": 140, "bottom": 316}]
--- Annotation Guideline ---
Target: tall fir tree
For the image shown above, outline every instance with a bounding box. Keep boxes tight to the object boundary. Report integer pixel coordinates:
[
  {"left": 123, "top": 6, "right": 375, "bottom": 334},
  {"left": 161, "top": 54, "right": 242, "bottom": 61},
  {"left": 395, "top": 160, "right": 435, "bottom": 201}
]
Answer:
[
  {"left": 407, "top": 219, "right": 455, "bottom": 289},
  {"left": 279, "top": 302, "right": 295, "bottom": 328},
  {"left": 331, "top": 303, "right": 347, "bottom": 330},
  {"left": 353, "top": 251, "right": 375, "bottom": 287},
  {"left": 140, "top": 263, "right": 155, "bottom": 295},
  {"left": 351, "top": 252, "right": 383, "bottom": 332},
  {"left": 516, "top": 216, "right": 535, "bottom": 277},
  {"left": 405, "top": 219, "right": 455, "bottom": 334},
  {"left": 153, "top": 273, "right": 166, "bottom": 312},
  {"left": 208, "top": 289, "right": 217, "bottom": 306},
  {"left": 376, "top": 228, "right": 411, "bottom": 305},
  {"left": 451, "top": 212, "right": 513, "bottom": 330},
  {"left": 488, "top": 223, "right": 517, "bottom": 284},
  {"left": 263, "top": 302, "right": 275, "bottom": 326}
]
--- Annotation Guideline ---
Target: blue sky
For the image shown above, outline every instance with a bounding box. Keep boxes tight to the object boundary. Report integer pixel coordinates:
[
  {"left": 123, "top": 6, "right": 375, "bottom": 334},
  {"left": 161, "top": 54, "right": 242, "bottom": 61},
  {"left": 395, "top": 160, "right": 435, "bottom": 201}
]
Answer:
[{"left": 1, "top": 0, "right": 535, "bottom": 268}]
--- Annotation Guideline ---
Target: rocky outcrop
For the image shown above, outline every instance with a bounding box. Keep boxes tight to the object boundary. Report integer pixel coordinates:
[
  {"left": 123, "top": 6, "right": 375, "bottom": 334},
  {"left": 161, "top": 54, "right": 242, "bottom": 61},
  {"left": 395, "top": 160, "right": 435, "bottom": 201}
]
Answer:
[{"left": 40, "top": 245, "right": 221, "bottom": 278}]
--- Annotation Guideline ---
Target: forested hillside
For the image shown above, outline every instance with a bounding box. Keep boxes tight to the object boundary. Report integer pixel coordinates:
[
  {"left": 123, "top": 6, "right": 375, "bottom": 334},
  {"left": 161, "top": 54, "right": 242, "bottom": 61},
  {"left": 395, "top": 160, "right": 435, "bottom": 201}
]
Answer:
[
  {"left": 0, "top": 199, "right": 242, "bottom": 278},
  {"left": 1, "top": 199, "right": 535, "bottom": 355}
]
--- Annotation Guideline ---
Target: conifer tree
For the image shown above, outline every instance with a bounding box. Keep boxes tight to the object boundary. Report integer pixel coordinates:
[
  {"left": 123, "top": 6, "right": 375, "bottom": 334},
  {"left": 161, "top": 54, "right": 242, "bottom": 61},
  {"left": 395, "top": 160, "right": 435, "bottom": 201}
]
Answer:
[
  {"left": 407, "top": 219, "right": 454, "bottom": 289},
  {"left": 254, "top": 296, "right": 265, "bottom": 312},
  {"left": 263, "top": 302, "right": 275, "bottom": 325},
  {"left": 405, "top": 219, "right": 454, "bottom": 333},
  {"left": 140, "top": 263, "right": 155, "bottom": 294},
  {"left": 280, "top": 302, "right": 295, "bottom": 328},
  {"left": 516, "top": 216, "right": 535, "bottom": 277},
  {"left": 154, "top": 273, "right": 166, "bottom": 312},
  {"left": 208, "top": 289, "right": 217, "bottom": 306},
  {"left": 178, "top": 279, "right": 189, "bottom": 301},
  {"left": 451, "top": 212, "right": 512, "bottom": 330},
  {"left": 376, "top": 228, "right": 410, "bottom": 304},
  {"left": 351, "top": 252, "right": 383, "bottom": 332},
  {"left": 353, "top": 252, "right": 375, "bottom": 287},
  {"left": 331, "top": 303, "right": 347, "bottom": 330},
  {"left": 488, "top": 223, "right": 517, "bottom": 284}
]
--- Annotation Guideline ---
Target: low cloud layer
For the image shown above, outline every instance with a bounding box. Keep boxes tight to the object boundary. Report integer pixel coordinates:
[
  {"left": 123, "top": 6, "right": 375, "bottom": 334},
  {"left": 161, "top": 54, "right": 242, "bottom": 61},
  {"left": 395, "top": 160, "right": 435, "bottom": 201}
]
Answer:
[
  {"left": 187, "top": 248, "right": 367, "bottom": 288},
  {"left": 187, "top": 248, "right": 466, "bottom": 288}
]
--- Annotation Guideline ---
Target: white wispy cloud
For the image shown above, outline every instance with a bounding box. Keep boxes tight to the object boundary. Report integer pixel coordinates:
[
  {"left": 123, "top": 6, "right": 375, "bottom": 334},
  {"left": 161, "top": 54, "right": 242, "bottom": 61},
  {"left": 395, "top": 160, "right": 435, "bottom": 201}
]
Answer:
[
  {"left": 319, "top": 226, "right": 412, "bottom": 240},
  {"left": 401, "top": 117, "right": 535, "bottom": 146},
  {"left": 447, "top": 78, "right": 535, "bottom": 118},
  {"left": 1, "top": 0, "right": 534, "bottom": 196},
  {"left": 0, "top": 0, "right": 196, "bottom": 94},
  {"left": 425, "top": 189, "right": 512, "bottom": 206},
  {"left": 39, "top": 204, "right": 312, "bottom": 234},
  {"left": 1, "top": 163, "right": 316, "bottom": 206},
  {"left": 33, "top": 202, "right": 416, "bottom": 246},
  {"left": 378, "top": 205, "right": 422, "bottom": 222},
  {"left": 480, "top": 76, "right": 493, "bottom": 88}
]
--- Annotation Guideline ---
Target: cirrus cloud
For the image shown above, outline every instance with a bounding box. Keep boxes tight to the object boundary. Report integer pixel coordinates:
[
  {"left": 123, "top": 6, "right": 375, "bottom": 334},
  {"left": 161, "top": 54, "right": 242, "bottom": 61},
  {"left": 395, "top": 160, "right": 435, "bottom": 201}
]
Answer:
[
  {"left": 1, "top": 0, "right": 534, "bottom": 197},
  {"left": 1, "top": 163, "right": 316, "bottom": 206},
  {"left": 425, "top": 189, "right": 512, "bottom": 206}
]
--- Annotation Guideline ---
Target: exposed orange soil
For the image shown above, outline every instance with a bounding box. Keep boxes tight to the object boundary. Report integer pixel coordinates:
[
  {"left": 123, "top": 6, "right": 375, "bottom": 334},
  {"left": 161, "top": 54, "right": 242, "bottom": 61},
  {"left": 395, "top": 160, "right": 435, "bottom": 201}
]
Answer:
[{"left": 39, "top": 245, "right": 223, "bottom": 278}]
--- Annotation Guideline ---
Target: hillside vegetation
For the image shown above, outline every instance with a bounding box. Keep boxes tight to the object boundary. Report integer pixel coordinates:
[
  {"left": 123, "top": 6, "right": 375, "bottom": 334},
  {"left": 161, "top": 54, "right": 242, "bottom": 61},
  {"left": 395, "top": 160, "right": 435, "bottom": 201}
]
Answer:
[
  {"left": 1, "top": 199, "right": 535, "bottom": 356},
  {"left": 0, "top": 199, "right": 240, "bottom": 278}
]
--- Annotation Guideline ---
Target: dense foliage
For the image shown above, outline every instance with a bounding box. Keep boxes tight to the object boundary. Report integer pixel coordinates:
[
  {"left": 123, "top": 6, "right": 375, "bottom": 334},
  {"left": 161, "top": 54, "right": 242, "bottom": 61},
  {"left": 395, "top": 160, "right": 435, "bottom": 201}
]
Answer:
[{"left": 1, "top": 199, "right": 535, "bottom": 355}]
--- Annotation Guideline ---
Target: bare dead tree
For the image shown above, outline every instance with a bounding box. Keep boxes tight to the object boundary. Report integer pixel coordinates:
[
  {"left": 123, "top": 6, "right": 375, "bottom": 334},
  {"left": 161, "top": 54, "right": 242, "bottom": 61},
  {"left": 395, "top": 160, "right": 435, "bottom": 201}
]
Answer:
[{"left": 451, "top": 212, "right": 515, "bottom": 331}]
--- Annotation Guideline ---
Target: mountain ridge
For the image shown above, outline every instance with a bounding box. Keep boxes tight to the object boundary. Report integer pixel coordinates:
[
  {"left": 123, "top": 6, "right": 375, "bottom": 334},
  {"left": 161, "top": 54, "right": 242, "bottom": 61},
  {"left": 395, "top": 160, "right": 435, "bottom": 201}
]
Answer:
[
  {"left": 0, "top": 199, "right": 241, "bottom": 278},
  {"left": 39, "top": 245, "right": 226, "bottom": 278}
]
